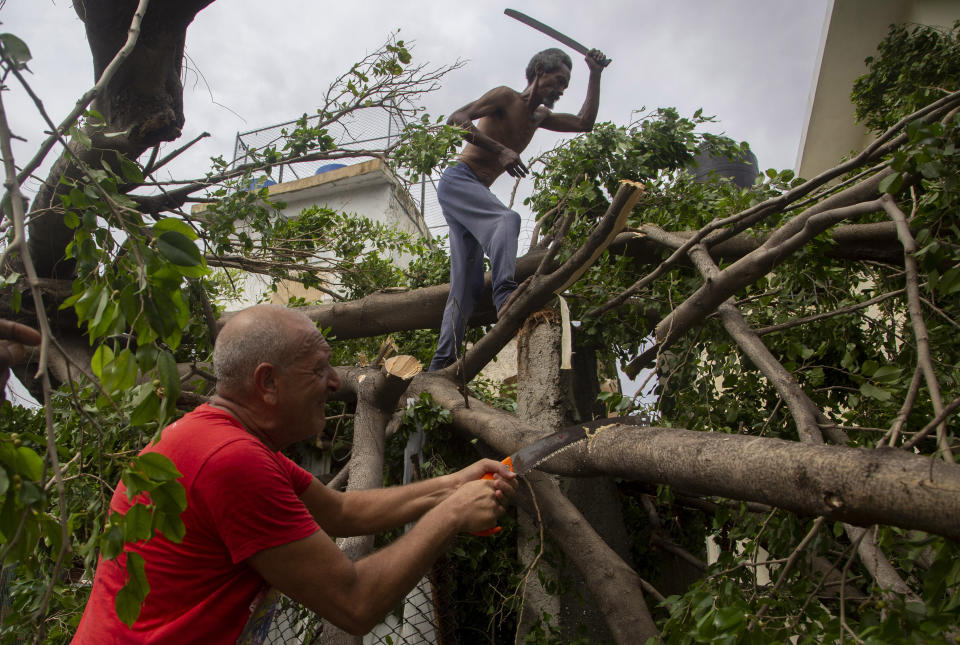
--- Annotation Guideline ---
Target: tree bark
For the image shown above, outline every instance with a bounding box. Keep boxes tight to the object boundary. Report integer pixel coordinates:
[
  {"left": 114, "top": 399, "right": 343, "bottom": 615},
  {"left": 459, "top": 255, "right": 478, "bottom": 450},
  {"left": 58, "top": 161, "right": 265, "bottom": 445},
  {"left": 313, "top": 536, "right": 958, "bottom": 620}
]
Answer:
[
  {"left": 205, "top": 219, "right": 902, "bottom": 345},
  {"left": 517, "top": 472, "right": 660, "bottom": 645},
  {"left": 514, "top": 310, "right": 647, "bottom": 643},
  {"left": 29, "top": 0, "right": 216, "bottom": 279},
  {"left": 321, "top": 356, "right": 421, "bottom": 645},
  {"left": 408, "top": 376, "right": 960, "bottom": 540}
]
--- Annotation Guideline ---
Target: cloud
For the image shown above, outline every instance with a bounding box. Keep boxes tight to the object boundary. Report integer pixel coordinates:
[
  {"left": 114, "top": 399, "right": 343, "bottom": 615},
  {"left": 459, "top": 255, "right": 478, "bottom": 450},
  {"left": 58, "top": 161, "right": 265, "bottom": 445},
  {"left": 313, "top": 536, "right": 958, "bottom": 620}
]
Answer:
[{"left": 4, "top": 0, "right": 829, "bottom": 204}]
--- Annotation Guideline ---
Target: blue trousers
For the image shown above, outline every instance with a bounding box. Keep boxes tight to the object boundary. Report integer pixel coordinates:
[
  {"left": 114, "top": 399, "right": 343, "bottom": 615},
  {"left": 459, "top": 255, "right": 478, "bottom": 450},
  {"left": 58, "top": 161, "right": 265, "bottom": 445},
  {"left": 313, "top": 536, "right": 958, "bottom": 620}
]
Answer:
[{"left": 428, "top": 163, "right": 521, "bottom": 371}]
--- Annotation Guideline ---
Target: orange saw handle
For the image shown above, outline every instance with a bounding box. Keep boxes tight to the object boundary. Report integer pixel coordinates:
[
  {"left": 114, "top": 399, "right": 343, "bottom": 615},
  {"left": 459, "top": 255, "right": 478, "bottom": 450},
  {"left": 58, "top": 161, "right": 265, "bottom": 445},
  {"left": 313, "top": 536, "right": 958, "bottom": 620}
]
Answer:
[{"left": 473, "top": 456, "right": 514, "bottom": 537}]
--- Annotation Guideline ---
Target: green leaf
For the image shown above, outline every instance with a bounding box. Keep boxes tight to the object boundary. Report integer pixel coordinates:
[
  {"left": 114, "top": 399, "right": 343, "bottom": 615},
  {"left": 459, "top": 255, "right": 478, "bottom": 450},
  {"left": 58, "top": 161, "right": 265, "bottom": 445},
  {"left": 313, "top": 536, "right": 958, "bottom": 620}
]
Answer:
[
  {"left": 0, "top": 468, "right": 8, "bottom": 497},
  {"left": 115, "top": 552, "right": 150, "bottom": 627},
  {"left": 71, "top": 126, "right": 93, "bottom": 150},
  {"left": 878, "top": 172, "right": 903, "bottom": 194},
  {"left": 153, "top": 510, "right": 185, "bottom": 544},
  {"left": 70, "top": 283, "right": 103, "bottom": 320},
  {"left": 91, "top": 344, "right": 115, "bottom": 381},
  {"left": 100, "top": 521, "right": 125, "bottom": 560},
  {"left": 130, "top": 388, "right": 161, "bottom": 427},
  {"left": 153, "top": 218, "right": 198, "bottom": 241},
  {"left": 0, "top": 486, "right": 16, "bottom": 536},
  {"left": 90, "top": 300, "right": 121, "bottom": 342},
  {"left": 143, "top": 292, "right": 176, "bottom": 340},
  {"left": 88, "top": 287, "right": 110, "bottom": 332},
  {"left": 136, "top": 453, "right": 182, "bottom": 482},
  {"left": 120, "top": 158, "right": 144, "bottom": 184},
  {"left": 713, "top": 605, "right": 745, "bottom": 630},
  {"left": 872, "top": 365, "right": 903, "bottom": 384},
  {"left": 937, "top": 267, "right": 960, "bottom": 295},
  {"left": 156, "top": 231, "right": 202, "bottom": 267},
  {"left": 15, "top": 446, "right": 44, "bottom": 481},
  {"left": 68, "top": 188, "right": 89, "bottom": 209},
  {"left": 0, "top": 33, "right": 32, "bottom": 68},
  {"left": 122, "top": 471, "right": 155, "bottom": 498},
  {"left": 156, "top": 350, "right": 181, "bottom": 407},
  {"left": 151, "top": 480, "right": 187, "bottom": 514},
  {"left": 135, "top": 344, "right": 159, "bottom": 373},
  {"left": 123, "top": 504, "right": 153, "bottom": 543},
  {"left": 109, "top": 348, "right": 139, "bottom": 392},
  {"left": 40, "top": 512, "right": 63, "bottom": 554},
  {"left": 17, "top": 480, "right": 43, "bottom": 506},
  {"left": 861, "top": 382, "right": 892, "bottom": 402}
]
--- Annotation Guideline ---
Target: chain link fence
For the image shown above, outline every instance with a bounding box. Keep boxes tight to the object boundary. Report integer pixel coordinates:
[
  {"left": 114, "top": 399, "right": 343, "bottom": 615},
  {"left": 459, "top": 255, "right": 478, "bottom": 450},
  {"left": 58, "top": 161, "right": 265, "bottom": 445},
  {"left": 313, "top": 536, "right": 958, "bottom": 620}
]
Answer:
[
  {"left": 231, "top": 108, "right": 446, "bottom": 237},
  {"left": 245, "top": 561, "right": 453, "bottom": 645}
]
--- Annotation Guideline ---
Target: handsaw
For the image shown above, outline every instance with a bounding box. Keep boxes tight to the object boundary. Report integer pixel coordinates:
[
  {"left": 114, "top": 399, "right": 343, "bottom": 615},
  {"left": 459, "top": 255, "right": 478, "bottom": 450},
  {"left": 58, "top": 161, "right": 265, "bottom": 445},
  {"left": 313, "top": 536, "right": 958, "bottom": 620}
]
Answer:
[
  {"left": 504, "top": 8, "right": 611, "bottom": 67},
  {"left": 475, "top": 418, "right": 613, "bottom": 536}
]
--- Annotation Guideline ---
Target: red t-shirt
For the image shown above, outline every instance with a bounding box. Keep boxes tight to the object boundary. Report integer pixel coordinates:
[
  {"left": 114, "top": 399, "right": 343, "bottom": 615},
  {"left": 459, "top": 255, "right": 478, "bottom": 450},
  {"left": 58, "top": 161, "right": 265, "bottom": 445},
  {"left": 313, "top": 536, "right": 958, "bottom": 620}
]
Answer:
[{"left": 72, "top": 405, "right": 320, "bottom": 644}]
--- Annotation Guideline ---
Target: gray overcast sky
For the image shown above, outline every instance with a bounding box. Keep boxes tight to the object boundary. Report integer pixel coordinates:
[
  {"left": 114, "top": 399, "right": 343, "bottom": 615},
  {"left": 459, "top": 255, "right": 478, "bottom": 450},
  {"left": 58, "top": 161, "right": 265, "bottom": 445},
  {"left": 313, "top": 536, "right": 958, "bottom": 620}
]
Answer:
[
  {"left": 2, "top": 0, "right": 832, "bottom": 403},
  {"left": 5, "top": 0, "right": 830, "bottom": 209}
]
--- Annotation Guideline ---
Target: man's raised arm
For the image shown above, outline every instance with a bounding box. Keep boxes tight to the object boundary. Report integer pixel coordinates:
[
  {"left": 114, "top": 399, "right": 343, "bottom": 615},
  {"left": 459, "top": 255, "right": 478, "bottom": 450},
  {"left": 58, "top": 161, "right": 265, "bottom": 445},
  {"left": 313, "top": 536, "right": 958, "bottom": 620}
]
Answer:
[{"left": 540, "top": 48, "right": 609, "bottom": 133}]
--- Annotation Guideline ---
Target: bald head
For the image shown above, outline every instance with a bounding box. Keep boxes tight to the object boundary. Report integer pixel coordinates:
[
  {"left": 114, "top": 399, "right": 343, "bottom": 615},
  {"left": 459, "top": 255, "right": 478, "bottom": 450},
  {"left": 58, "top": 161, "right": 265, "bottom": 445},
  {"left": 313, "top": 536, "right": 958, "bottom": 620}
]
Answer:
[{"left": 213, "top": 305, "right": 322, "bottom": 396}]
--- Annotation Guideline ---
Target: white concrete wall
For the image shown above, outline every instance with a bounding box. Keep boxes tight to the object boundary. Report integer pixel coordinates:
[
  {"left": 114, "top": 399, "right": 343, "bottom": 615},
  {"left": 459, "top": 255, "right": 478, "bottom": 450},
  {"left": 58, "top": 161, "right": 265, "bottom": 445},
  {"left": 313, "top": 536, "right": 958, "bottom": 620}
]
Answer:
[
  {"left": 201, "top": 159, "right": 430, "bottom": 306},
  {"left": 796, "top": 0, "right": 959, "bottom": 178}
]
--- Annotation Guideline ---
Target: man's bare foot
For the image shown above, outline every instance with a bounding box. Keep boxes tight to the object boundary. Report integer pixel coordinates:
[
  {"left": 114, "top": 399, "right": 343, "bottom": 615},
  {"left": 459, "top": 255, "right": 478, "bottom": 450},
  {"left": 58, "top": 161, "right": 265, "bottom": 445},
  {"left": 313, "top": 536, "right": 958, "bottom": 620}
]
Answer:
[{"left": 497, "top": 276, "right": 532, "bottom": 320}]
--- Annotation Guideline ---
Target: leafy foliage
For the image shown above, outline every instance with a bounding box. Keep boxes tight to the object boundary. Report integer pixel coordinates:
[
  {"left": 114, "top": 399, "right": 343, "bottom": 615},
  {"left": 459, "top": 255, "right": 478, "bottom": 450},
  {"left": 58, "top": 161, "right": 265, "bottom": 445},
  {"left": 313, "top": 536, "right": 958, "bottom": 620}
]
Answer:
[
  {"left": 2, "top": 14, "right": 960, "bottom": 645},
  {"left": 852, "top": 20, "right": 960, "bottom": 133}
]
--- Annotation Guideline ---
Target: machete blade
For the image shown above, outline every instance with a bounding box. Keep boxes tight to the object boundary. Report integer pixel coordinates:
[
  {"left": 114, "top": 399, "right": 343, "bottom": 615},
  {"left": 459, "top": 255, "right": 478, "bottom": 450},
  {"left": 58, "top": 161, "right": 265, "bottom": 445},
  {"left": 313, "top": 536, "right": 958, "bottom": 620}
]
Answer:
[{"left": 504, "top": 8, "right": 611, "bottom": 66}]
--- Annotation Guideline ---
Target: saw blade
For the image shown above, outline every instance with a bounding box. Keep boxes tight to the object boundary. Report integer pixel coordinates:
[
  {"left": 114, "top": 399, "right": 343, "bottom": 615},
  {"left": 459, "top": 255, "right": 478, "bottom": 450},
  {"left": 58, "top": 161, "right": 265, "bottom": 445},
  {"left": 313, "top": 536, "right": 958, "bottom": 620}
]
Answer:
[{"left": 509, "top": 424, "right": 587, "bottom": 476}]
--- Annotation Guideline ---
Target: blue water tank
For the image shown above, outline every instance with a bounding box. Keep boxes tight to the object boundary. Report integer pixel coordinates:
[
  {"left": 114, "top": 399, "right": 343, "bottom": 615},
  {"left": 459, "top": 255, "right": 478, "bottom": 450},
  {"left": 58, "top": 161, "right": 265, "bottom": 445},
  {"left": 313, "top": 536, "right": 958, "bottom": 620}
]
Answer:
[
  {"left": 315, "top": 163, "right": 347, "bottom": 175},
  {"left": 248, "top": 176, "right": 276, "bottom": 191}
]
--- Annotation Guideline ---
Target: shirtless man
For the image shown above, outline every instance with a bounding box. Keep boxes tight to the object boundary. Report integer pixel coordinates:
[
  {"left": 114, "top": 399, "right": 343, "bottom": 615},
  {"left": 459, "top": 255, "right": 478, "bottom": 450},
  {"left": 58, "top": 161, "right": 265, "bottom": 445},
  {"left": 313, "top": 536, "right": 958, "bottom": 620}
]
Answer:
[{"left": 428, "top": 47, "right": 609, "bottom": 371}]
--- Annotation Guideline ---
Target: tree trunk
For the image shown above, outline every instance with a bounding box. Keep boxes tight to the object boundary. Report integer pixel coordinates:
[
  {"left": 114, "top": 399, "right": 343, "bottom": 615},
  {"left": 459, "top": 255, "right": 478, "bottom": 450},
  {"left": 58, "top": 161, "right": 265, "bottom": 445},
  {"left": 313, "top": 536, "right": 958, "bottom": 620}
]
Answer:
[
  {"left": 321, "top": 356, "right": 420, "bottom": 645},
  {"left": 514, "top": 309, "right": 656, "bottom": 644},
  {"left": 29, "top": 0, "right": 216, "bottom": 280}
]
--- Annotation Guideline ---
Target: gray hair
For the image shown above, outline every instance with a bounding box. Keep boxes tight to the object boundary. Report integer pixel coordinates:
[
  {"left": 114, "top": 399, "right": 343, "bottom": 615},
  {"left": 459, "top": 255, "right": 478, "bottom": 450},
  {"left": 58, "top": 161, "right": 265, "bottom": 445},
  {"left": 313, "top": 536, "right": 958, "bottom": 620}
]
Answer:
[
  {"left": 213, "top": 304, "right": 312, "bottom": 394},
  {"left": 525, "top": 48, "right": 572, "bottom": 84}
]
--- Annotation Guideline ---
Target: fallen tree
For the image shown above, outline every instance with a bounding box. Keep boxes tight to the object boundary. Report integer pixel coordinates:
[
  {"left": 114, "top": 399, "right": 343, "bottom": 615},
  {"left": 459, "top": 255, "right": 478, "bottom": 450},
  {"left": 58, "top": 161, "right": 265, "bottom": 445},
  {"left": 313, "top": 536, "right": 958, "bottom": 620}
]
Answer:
[{"left": 1, "top": 6, "right": 959, "bottom": 644}]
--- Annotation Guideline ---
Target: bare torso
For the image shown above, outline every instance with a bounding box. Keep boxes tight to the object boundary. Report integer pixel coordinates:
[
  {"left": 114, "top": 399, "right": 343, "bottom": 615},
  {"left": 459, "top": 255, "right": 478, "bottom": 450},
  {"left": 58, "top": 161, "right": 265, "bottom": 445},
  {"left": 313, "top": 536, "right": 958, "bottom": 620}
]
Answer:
[{"left": 457, "top": 86, "right": 549, "bottom": 186}]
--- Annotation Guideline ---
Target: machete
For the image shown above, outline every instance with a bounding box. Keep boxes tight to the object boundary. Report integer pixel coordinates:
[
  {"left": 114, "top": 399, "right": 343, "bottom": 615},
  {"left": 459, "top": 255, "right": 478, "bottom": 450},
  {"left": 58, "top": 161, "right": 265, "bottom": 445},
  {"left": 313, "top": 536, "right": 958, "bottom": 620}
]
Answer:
[
  {"left": 475, "top": 417, "right": 631, "bottom": 535},
  {"left": 504, "top": 8, "right": 611, "bottom": 67}
]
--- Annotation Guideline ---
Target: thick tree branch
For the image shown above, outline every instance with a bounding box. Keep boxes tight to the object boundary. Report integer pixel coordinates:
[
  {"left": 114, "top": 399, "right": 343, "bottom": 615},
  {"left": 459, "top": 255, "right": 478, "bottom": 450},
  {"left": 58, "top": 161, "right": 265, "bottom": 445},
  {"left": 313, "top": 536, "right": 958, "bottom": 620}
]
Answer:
[
  {"left": 516, "top": 472, "right": 659, "bottom": 644},
  {"left": 1, "top": 0, "right": 151, "bottom": 219},
  {"left": 843, "top": 525, "right": 920, "bottom": 602},
  {"left": 408, "top": 375, "right": 960, "bottom": 539},
  {"left": 653, "top": 197, "right": 885, "bottom": 356},
  {"left": 881, "top": 195, "right": 953, "bottom": 461},
  {"left": 321, "top": 356, "right": 420, "bottom": 645},
  {"left": 208, "top": 219, "right": 901, "bottom": 346}
]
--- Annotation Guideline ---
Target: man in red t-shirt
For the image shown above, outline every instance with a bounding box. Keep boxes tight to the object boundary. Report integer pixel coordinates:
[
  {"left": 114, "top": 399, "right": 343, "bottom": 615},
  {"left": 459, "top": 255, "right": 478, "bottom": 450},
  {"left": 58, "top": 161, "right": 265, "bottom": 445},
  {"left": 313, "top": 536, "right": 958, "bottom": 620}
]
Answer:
[{"left": 73, "top": 304, "right": 517, "bottom": 644}]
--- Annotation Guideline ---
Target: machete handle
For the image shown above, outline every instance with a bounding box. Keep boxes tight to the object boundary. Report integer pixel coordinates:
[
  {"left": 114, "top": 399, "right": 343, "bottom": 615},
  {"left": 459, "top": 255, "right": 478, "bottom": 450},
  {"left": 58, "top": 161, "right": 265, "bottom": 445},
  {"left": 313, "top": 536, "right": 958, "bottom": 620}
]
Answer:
[{"left": 473, "top": 456, "right": 514, "bottom": 537}]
